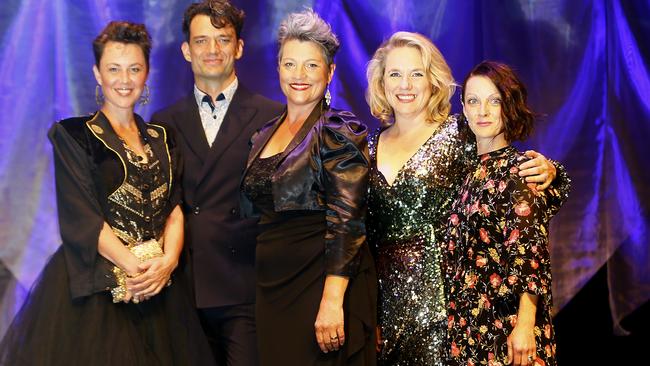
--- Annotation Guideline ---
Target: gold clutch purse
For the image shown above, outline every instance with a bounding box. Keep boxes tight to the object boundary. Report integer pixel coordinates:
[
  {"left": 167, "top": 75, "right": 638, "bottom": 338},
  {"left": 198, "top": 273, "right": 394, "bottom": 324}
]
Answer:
[{"left": 110, "top": 238, "right": 170, "bottom": 303}]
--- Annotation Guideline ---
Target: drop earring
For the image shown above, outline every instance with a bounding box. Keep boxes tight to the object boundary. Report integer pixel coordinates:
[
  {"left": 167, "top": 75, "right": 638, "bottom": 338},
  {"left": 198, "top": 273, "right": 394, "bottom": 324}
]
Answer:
[
  {"left": 95, "top": 85, "right": 104, "bottom": 106},
  {"left": 324, "top": 84, "right": 331, "bottom": 107},
  {"left": 139, "top": 84, "right": 150, "bottom": 105}
]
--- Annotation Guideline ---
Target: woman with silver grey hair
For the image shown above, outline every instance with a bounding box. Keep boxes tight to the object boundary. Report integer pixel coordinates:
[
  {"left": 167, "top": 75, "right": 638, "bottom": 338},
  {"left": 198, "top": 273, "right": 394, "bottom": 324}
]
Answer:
[{"left": 241, "top": 8, "right": 376, "bottom": 366}]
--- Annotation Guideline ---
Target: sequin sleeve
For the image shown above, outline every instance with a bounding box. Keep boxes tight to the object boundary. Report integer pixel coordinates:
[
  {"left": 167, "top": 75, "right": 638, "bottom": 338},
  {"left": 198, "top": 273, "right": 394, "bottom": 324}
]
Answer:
[
  {"left": 48, "top": 122, "right": 107, "bottom": 297},
  {"left": 320, "top": 112, "right": 370, "bottom": 277},
  {"left": 450, "top": 114, "right": 479, "bottom": 172},
  {"left": 500, "top": 167, "right": 559, "bottom": 299}
]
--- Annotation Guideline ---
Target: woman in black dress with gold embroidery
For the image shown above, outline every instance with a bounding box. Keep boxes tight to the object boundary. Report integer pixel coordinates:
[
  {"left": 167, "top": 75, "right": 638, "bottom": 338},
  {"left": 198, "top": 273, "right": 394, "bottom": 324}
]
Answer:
[
  {"left": 0, "top": 21, "right": 214, "bottom": 366},
  {"left": 241, "top": 9, "right": 376, "bottom": 366}
]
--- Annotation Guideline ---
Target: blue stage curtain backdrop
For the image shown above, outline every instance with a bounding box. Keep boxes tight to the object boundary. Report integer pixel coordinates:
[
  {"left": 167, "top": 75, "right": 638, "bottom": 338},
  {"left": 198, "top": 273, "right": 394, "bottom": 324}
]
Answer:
[{"left": 0, "top": 0, "right": 647, "bottom": 337}]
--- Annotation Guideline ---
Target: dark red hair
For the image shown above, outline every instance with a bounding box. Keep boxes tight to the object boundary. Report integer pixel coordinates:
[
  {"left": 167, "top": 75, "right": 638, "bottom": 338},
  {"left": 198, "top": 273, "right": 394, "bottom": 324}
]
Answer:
[{"left": 462, "top": 61, "right": 534, "bottom": 143}]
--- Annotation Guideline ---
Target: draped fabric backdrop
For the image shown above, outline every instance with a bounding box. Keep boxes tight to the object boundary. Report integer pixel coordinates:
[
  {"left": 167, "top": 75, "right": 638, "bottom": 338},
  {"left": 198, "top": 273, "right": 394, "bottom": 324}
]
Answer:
[{"left": 0, "top": 0, "right": 648, "bottom": 338}]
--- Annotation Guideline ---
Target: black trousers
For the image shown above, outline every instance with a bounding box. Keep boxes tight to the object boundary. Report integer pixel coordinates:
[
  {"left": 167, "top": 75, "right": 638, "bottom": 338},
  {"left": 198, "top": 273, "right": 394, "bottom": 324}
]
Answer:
[{"left": 198, "top": 303, "right": 258, "bottom": 366}]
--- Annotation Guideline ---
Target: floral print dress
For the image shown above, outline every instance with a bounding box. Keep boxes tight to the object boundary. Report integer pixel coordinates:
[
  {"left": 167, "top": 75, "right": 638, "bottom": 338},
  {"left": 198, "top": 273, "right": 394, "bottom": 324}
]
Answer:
[{"left": 445, "top": 146, "right": 568, "bottom": 366}]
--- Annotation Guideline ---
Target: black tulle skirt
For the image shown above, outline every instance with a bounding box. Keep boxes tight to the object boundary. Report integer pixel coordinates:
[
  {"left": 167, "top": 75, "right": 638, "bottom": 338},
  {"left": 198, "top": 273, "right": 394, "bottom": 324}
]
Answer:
[{"left": 0, "top": 246, "right": 215, "bottom": 366}]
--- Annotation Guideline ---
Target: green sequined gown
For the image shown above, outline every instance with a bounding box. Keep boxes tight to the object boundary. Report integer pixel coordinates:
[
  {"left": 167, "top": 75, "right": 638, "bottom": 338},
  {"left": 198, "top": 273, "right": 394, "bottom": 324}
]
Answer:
[{"left": 367, "top": 116, "right": 475, "bottom": 366}]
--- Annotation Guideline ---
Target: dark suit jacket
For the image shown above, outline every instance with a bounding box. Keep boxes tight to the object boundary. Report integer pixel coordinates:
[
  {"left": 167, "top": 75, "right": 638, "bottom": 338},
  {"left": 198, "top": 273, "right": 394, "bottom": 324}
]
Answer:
[{"left": 152, "top": 85, "right": 282, "bottom": 308}]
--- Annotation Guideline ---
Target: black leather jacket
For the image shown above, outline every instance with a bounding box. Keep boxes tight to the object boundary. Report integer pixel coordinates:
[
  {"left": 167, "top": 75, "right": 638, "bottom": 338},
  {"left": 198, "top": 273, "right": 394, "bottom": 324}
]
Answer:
[{"left": 241, "top": 103, "right": 369, "bottom": 276}]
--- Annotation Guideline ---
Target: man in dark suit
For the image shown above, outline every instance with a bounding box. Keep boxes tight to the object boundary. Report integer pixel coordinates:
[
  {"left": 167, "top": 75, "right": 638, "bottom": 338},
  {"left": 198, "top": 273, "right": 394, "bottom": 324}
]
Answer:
[{"left": 151, "top": 1, "right": 282, "bottom": 365}]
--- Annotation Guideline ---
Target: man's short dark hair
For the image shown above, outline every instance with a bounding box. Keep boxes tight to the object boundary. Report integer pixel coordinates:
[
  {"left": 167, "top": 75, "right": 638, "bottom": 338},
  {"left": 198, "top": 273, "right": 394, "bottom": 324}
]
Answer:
[{"left": 182, "top": 0, "right": 245, "bottom": 41}]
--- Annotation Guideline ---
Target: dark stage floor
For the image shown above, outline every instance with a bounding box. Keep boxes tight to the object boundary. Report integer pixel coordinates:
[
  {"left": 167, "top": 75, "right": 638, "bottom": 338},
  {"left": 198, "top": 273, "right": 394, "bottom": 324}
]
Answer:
[
  {"left": 554, "top": 264, "right": 648, "bottom": 364},
  {"left": 2, "top": 260, "right": 646, "bottom": 363}
]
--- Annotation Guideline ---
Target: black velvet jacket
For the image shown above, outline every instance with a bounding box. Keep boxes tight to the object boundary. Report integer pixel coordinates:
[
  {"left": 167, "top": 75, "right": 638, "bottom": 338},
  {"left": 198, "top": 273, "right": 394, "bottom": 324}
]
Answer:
[
  {"left": 48, "top": 111, "right": 181, "bottom": 299},
  {"left": 241, "top": 103, "right": 370, "bottom": 276}
]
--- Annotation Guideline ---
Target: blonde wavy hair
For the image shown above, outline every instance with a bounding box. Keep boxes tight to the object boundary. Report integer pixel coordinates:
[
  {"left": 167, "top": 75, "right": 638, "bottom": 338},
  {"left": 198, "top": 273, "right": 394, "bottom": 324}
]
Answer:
[{"left": 366, "top": 31, "right": 455, "bottom": 126}]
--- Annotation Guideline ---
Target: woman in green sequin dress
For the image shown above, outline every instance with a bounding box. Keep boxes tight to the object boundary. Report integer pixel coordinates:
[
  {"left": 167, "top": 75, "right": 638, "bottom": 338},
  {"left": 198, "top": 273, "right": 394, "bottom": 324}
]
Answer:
[{"left": 364, "top": 32, "right": 569, "bottom": 366}]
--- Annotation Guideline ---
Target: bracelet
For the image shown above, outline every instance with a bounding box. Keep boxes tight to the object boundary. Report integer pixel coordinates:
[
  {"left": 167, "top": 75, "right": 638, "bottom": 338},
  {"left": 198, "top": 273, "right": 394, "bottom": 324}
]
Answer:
[{"left": 110, "top": 266, "right": 129, "bottom": 303}]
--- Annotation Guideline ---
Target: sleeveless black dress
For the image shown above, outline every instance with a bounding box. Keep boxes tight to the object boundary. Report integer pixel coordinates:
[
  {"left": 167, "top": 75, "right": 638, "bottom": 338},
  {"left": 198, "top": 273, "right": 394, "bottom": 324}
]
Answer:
[
  {"left": 243, "top": 152, "right": 375, "bottom": 366},
  {"left": 243, "top": 153, "right": 329, "bottom": 365}
]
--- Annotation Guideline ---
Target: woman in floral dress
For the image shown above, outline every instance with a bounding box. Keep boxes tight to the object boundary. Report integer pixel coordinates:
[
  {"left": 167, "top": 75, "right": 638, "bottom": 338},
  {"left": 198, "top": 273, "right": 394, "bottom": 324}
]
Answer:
[{"left": 446, "top": 61, "right": 568, "bottom": 366}]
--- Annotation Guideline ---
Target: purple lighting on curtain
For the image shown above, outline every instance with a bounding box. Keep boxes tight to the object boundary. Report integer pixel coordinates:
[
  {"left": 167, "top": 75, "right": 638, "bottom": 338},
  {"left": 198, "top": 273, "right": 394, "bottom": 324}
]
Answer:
[{"left": 0, "top": 0, "right": 647, "bottom": 339}]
